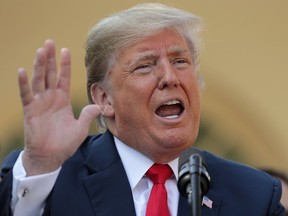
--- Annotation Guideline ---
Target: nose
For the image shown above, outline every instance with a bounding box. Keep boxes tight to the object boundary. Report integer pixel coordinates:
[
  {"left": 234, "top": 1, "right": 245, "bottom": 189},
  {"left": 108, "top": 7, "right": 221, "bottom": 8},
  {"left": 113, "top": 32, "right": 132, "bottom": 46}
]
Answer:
[{"left": 157, "top": 61, "right": 180, "bottom": 90}]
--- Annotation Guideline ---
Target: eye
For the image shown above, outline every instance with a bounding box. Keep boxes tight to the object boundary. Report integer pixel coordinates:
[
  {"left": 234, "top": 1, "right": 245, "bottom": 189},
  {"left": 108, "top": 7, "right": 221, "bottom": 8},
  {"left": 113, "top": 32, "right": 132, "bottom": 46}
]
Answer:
[
  {"left": 133, "top": 63, "right": 153, "bottom": 73},
  {"left": 172, "top": 58, "right": 190, "bottom": 69},
  {"left": 174, "top": 59, "right": 188, "bottom": 64}
]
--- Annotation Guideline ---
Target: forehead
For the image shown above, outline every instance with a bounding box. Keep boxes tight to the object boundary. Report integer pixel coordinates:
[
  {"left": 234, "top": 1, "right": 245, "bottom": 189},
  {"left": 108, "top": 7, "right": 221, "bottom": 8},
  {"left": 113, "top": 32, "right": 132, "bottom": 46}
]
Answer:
[{"left": 117, "top": 30, "right": 190, "bottom": 61}]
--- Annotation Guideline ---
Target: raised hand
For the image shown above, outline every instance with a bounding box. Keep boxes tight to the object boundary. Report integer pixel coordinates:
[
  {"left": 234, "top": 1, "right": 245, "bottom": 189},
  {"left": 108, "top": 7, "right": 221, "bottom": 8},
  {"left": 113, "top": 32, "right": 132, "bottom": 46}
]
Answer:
[{"left": 18, "top": 40, "right": 101, "bottom": 176}]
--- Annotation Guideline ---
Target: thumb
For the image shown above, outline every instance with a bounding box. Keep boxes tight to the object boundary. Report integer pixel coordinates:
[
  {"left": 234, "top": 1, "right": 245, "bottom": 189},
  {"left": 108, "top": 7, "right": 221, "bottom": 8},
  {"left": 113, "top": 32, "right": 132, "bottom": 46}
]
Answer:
[{"left": 78, "top": 104, "right": 101, "bottom": 130}]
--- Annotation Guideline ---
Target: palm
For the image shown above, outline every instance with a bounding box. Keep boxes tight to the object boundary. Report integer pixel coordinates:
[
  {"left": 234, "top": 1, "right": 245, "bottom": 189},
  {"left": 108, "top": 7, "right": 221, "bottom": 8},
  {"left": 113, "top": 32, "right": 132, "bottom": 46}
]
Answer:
[
  {"left": 18, "top": 40, "right": 100, "bottom": 175},
  {"left": 24, "top": 89, "right": 80, "bottom": 156}
]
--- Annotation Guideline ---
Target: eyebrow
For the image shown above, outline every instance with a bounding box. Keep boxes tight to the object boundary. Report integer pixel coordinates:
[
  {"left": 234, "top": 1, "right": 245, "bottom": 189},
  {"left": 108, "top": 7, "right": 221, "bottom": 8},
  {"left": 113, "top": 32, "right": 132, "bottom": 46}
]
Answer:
[
  {"left": 122, "top": 45, "right": 191, "bottom": 70},
  {"left": 122, "top": 49, "right": 159, "bottom": 70},
  {"left": 166, "top": 45, "right": 190, "bottom": 56},
  {"left": 133, "top": 51, "right": 158, "bottom": 62}
]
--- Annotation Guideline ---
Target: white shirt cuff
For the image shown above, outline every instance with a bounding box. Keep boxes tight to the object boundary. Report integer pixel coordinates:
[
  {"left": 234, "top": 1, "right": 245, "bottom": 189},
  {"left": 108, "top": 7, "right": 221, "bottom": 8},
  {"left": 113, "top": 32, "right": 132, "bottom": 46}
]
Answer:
[{"left": 11, "top": 151, "right": 61, "bottom": 216}]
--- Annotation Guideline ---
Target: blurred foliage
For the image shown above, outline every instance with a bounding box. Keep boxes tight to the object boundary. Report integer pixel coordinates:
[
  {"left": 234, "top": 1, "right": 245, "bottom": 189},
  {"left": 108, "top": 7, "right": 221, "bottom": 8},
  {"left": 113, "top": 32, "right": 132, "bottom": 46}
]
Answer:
[
  {"left": 1, "top": 134, "right": 24, "bottom": 165},
  {"left": 194, "top": 117, "right": 243, "bottom": 162}
]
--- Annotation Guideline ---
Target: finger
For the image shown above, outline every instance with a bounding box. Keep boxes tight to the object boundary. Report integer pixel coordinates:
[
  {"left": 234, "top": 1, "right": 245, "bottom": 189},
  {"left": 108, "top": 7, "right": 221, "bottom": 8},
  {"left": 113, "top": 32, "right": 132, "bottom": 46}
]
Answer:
[
  {"left": 57, "top": 48, "right": 71, "bottom": 95},
  {"left": 44, "top": 39, "right": 57, "bottom": 89},
  {"left": 18, "top": 68, "right": 33, "bottom": 106},
  {"left": 31, "top": 48, "right": 47, "bottom": 93},
  {"left": 78, "top": 104, "right": 101, "bottom": 132}
]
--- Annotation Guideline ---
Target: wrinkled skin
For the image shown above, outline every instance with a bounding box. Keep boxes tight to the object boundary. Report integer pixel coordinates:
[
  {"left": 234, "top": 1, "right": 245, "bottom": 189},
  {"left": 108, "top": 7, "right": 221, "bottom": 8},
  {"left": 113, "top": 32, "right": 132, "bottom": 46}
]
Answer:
[
  {"left": 91, "top": 30, "right": 201, "bottom": 163},
  {"left": 19, "top": 40, "right": 101, "bottom": 176}
]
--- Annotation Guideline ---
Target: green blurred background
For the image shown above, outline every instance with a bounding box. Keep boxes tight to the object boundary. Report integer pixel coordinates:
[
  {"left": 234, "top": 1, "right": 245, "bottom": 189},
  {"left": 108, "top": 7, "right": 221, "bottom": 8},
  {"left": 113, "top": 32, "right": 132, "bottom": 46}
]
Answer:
[{"left": 1, "top": 0, "right": 288, "bottom": 172}]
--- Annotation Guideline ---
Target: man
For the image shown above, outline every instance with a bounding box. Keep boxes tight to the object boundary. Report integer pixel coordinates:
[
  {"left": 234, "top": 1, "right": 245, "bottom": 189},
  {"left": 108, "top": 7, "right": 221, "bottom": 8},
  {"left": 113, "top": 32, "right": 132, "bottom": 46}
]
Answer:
[{"left": 0, "top": 3, "right": 285, "bottom": 216}]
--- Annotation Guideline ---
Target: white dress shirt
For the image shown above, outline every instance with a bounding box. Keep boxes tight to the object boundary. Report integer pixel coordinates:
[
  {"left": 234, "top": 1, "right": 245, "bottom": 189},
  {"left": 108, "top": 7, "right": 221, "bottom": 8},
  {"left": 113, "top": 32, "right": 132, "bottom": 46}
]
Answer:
[
  {"left": 114, "top": 136, "right": 179, "bottom": 216},
  {"left": 11, "top": 137, "right": 180, "bottom": 216}
]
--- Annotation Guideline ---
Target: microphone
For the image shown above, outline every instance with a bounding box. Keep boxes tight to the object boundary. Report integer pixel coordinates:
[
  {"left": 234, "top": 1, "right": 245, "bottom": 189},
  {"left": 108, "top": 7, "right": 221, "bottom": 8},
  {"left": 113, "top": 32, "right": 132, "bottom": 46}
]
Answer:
[{"left": 178, "top": 148, "right": 211, "bottom": 216}]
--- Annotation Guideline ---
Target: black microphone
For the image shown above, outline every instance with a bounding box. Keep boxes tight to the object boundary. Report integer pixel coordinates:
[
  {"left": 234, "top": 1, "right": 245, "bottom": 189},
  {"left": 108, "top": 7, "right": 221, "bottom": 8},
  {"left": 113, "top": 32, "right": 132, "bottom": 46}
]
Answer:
[{"left": 178, "top": 148, "right": 211, "bottom": 216}]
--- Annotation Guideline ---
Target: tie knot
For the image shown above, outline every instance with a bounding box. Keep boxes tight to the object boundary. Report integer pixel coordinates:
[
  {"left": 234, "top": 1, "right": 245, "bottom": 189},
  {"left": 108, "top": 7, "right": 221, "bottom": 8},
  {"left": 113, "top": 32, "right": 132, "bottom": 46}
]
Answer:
[{"left": 146, "top": 164, "right": 173, "bottom": 184}]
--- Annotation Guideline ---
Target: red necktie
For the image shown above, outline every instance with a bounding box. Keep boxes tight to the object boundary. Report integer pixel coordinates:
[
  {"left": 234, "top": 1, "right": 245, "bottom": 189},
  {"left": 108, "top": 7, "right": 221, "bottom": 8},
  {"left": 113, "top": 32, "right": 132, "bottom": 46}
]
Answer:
[{"left": 145, "top": 164, "right": 173, "bottom": 216}]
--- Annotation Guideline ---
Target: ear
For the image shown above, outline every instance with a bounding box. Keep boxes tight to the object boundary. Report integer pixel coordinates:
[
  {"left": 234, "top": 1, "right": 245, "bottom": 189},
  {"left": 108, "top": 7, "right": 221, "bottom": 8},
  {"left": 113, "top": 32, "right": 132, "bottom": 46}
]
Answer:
[{"left": 90, "top": 84, "right": 115, "bottom": 117}]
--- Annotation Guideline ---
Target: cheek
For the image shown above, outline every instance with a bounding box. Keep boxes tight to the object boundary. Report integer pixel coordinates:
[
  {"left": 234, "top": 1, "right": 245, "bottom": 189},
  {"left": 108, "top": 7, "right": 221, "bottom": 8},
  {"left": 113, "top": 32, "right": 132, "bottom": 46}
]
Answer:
[
  {"left": 112, "top": 86, "right": 149, "bottom": 119},
  {"left": 184, "top": 72, "right": 200, "bottom": 93},
  {"left": 119, "top": 77, "right": 157, "bottom": 103},
  {"left": 192, "top": 87, "right": 201, "bottom": 108},
  {"left": 192, "top": 91, "right": 201, "bottom": 118},
  {"left": 183, "top": 76, "right": 201, "bottom": 114}
]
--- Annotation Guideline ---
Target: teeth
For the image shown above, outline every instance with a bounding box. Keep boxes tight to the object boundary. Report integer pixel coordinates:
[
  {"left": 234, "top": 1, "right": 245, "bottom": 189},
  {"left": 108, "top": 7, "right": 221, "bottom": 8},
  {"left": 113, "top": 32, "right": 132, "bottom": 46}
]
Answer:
[
  {"left": 163, "top": 100, "right": 181, "bottom": 106},
  {"left": 164, "top": 115, "right": 179, "bottom": 119}
]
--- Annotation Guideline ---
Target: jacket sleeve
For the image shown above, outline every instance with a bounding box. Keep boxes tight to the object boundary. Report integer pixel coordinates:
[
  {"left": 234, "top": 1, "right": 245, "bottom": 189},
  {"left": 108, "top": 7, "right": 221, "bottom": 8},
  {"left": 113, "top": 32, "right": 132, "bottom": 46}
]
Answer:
[
  {"left": 0, "top": 150, "right": 21, "bottom": 216},
  {"left": 269, "top": 178, "right": 285, "bottom": 216}
]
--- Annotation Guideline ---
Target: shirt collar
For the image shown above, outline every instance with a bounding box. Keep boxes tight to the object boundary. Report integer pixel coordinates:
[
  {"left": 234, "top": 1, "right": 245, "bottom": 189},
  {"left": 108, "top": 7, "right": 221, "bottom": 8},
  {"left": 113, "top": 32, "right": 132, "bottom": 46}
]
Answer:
[{"left": 114, "top": 136, "right": 179, "bottom": 190}]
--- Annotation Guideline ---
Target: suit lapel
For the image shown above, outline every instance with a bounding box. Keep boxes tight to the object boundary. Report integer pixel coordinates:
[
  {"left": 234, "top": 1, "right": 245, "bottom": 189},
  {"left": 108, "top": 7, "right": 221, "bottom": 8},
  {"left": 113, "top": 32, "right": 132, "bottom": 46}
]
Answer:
[
  {"left": 0, "top": 169, "right": 13, "bottom": 216},
  {"left": 177, "top": 194, "right": 192, "bottom": 216},
  {"left": 177, "top": 190, "right": 222, "bottom": 216},
  {"left": 201, "top": 190, "right": 222, "bottom": 216},
  {"left": 83, "top": 131, "right": 136, "bottom": 216}
]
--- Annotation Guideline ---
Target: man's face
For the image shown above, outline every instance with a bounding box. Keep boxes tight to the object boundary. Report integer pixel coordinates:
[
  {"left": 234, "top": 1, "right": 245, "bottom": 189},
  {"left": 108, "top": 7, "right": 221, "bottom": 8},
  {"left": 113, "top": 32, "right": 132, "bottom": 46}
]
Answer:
[{"left": 104, "top": 30, "right": 201, "bottom": 162}]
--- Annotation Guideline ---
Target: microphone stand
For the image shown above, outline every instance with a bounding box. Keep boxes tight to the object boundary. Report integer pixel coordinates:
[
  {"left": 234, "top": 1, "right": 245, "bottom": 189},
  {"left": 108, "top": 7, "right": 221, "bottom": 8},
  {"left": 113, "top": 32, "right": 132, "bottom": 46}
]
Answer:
[
  {"left": 177, "top": 148, "right": 211, "bottom": 216},
  {"left": 188, "top": 154, "right": 202, "bottom": 216}
]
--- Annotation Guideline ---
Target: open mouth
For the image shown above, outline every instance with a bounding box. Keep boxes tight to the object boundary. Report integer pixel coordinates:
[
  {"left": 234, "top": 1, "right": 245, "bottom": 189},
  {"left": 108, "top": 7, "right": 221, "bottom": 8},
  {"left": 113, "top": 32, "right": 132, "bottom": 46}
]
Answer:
[{"left": 155, "top": 99, "right": 184, "bottom": 119}]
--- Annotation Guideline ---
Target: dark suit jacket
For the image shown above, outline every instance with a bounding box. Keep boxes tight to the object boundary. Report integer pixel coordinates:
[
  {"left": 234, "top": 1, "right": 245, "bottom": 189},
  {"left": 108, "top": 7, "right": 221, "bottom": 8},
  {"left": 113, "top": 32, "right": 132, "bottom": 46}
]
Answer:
[{"left": 0, "top": 130, "right": 285, "bottom": 215}]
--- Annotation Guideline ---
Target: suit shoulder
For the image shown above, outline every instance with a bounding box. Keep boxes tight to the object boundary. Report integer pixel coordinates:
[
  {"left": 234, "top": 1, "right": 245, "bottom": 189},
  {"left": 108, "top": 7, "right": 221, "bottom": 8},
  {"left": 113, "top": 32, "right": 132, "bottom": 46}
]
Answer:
[
  {"left": 202, "top": 150, "right": 284, "bottom": 215},
  {"left": 203, "top": 150, "right": 271, "bottom": 180},
  {"left": 67, "top": 131, "right": 115, "bottom": 165},
  {"left": 202, "top": 150, "right": 281, "bottom": 197},
  {"left": 67, "top": 133, "right": 104, "bottom": 162},
  {"left": 0, "top": 149, "right": 22, "bottom": 179}
]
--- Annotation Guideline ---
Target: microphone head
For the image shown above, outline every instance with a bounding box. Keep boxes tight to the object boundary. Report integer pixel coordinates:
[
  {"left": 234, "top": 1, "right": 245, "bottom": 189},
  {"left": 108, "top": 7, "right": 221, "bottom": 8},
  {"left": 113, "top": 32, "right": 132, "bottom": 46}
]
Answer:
[{"left": 178, "top": 148, "right": 211, "bottom": 198}]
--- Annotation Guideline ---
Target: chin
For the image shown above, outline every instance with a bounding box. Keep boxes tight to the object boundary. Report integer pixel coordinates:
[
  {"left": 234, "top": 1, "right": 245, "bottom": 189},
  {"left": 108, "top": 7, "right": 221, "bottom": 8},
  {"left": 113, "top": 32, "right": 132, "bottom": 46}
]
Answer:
[
  {"left": 160, "top": 134, "right": 194, "bottom": 150},
  {"left": 165, "top": 126, "right": 197, "bottom": 141}
]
